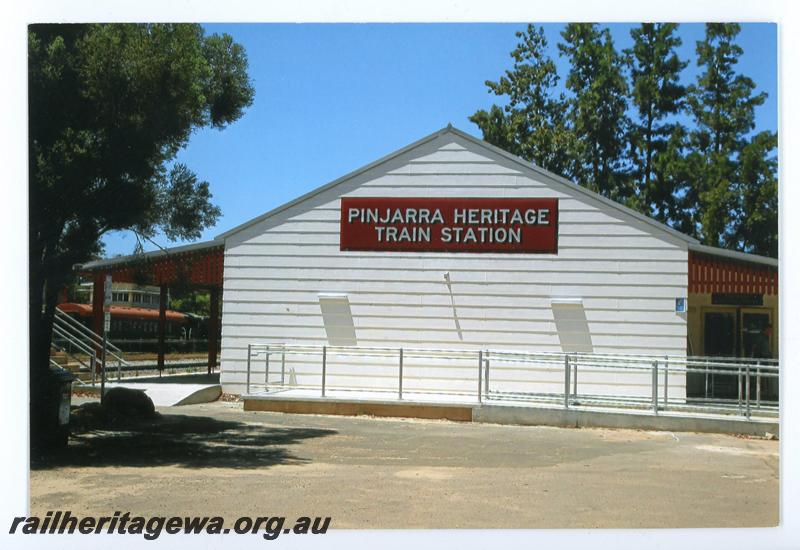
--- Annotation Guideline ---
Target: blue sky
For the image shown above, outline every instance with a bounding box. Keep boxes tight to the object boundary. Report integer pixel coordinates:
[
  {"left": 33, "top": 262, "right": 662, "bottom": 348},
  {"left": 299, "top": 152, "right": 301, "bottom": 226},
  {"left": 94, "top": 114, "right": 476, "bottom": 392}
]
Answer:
[{"left": 102, "top": 22, "right": 777, "bottom": 257}]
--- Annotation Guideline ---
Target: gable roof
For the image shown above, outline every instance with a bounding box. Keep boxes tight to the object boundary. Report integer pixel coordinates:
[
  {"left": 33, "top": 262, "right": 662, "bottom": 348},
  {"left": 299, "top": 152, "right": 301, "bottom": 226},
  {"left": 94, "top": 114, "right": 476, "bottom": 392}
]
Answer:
[{"left": 217, "top": 125, "right": 699, "bottom": 245}]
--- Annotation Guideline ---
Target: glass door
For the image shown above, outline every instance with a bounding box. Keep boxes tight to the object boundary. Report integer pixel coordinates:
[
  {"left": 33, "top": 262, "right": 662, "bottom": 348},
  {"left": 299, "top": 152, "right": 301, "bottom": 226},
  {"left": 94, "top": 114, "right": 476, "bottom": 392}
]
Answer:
[
  {"left": 703, "top": 310, "right": 737, "bottom": 398},
  {"left": 741, "top": 311, "right": 772, "bottom": 359},
  {"left": 741, "top": 310, "right": 775, "bottom": 401}
]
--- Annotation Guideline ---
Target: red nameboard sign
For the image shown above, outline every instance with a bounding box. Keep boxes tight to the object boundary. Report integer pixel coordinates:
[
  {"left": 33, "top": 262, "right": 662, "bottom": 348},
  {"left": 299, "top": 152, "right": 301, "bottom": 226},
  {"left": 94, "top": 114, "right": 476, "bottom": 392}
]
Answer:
[{"left": 340, "top": 197, "right": 558, "bottom": 253}]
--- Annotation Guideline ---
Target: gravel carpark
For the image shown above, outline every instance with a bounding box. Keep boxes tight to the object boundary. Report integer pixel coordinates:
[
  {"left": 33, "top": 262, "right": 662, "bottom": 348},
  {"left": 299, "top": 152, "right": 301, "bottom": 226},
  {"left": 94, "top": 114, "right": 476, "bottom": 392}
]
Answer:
[{"left": 29, "top": 397, "right": 779, "bottom": 529}]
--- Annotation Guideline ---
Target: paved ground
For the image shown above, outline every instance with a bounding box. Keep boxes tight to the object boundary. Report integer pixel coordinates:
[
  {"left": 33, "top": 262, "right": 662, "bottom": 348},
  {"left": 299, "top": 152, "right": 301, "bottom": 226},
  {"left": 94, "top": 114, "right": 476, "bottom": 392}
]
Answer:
[{"left": 30, "top": 399, "right": 779, "bottom": 528}]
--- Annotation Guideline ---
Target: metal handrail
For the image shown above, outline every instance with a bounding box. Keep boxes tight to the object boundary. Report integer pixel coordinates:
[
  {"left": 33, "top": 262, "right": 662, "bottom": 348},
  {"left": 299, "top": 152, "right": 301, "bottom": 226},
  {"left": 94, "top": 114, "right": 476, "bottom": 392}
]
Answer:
[
  {"left": 54, "top": 308, "right": 127, "bottom": 356},
  {"left": 51, "top": 328, "right": 98, "bottom": 371},
  {"left": 50, "top": 334, "right": 98, "bottom": 385},
  {"left": 53, "top": 309, "right": 128, "bottom": 366},
  {"left": 244, "top": 342, "right": 779, "bottom": 420},
  {"left": 52, "top": 319, "right": 125, "bottom": 372},
  {"left": 52, "top": 325, "right": 95, "bottom": 357}
]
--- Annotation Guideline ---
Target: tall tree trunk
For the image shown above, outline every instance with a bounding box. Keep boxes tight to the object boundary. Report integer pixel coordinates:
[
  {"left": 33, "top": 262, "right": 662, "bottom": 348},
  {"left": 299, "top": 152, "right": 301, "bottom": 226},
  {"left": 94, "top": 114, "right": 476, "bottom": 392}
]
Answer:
[{"left": 29, "top": 242, "right": 51, "bottom": 386}]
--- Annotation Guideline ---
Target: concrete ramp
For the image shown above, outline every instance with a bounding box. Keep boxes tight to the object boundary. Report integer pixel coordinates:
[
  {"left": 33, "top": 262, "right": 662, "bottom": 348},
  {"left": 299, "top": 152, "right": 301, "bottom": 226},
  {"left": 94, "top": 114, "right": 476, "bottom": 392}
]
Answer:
[{"left": 87, "top": 382, "right": 221, "bottom": 407}]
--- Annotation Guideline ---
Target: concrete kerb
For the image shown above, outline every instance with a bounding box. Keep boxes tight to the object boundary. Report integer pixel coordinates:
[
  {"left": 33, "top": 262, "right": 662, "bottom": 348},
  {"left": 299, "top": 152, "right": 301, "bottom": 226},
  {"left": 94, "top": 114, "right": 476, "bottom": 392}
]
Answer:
[
  {"left": 472, "top": 404, "right": 779, "bottom": 438},
  {"left": 242, "top": 394, "right": 779, "bottom": 438}
]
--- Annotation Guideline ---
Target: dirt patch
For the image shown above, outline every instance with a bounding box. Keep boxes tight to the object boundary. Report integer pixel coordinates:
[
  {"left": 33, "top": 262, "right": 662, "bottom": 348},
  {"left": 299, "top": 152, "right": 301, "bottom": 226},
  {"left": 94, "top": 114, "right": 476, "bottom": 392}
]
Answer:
[
  {"left": 219, "top": 393, "right": 242, "bottom": 402},
  {"left": 30, "top": 402, "right": 779, "bottom": 528}
]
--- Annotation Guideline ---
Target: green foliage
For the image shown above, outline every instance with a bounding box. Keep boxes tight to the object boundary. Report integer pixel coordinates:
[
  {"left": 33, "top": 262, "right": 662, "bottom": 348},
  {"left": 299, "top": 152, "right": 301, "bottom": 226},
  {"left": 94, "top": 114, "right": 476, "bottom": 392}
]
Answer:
[
  {"left": 470, "top": 22, "right": 777, "bottom": 257},
  {"left": 558, "top": 23, "right": 630, "bottom": 200},
  {"left": 29, "top": 23, "right": 255, "bottom": 377},
  {"left": 624, "top": 23, "right": 689, "bottom": 226},
  {"left": 469, "top": 26, "right": 576, "bottom": 177},
  {"left": 170, "top": 292, "right": 211, "bottom": 318},
  {"left": 29, "top": 24, "right": 254, "bottom": 264},
  {"left": 733, "top": 131, "right": 778, "bottom": 257},
  {"left": 686, "top": 23, "right": 770, "bottom": 251}
]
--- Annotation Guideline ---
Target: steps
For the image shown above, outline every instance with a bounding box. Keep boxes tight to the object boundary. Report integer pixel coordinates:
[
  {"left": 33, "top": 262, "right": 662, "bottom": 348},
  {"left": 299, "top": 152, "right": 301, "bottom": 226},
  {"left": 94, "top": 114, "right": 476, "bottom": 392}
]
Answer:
[{"left": 49, "top": 350, "right": 69, "bottom": 366}]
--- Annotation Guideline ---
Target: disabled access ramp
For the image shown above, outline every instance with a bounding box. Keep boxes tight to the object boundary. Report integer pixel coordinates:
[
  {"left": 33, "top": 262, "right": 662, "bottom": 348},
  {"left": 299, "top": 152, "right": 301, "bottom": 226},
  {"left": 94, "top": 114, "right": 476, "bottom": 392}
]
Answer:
[{"left": 243, "top": 388, "right": 779, "bottom": 438}]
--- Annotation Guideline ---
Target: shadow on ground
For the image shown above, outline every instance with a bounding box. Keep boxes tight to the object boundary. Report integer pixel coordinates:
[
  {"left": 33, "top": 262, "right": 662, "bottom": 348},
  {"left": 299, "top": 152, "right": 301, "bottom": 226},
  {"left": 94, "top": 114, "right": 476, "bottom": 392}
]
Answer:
[{"left": 31, "top": 413, "right": 336, "bottom": 471}]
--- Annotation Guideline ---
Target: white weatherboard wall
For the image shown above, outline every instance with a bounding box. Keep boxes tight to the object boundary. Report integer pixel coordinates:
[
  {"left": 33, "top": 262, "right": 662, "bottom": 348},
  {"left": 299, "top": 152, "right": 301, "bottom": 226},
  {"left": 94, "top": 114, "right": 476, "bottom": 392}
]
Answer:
[{"left": 221, "top": 130, "right": 688, "bottom": 399}]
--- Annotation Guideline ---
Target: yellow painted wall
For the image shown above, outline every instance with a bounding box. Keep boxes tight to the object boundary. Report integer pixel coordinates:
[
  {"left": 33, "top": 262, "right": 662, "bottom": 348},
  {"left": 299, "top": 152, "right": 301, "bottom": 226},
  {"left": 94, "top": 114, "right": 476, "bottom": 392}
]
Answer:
[{"left": 687, "top": 293, "right": 778, "bottom": 358}]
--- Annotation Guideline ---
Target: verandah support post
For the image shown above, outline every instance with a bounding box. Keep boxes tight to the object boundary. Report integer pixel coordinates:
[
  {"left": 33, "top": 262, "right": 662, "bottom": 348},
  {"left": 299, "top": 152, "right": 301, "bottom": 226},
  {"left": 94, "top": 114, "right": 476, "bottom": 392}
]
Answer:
[
  {"left": 99, "top": 273, "right": 111, "bottom": 402},
  {"left": 91, "top": 272, "right": 105, "bottom": 376},
  {"left": 207, "top": 286, "right": 220, "bottom": 374},
  {"left": 157, "top": 285, "right": 167, "bottom": 376}
]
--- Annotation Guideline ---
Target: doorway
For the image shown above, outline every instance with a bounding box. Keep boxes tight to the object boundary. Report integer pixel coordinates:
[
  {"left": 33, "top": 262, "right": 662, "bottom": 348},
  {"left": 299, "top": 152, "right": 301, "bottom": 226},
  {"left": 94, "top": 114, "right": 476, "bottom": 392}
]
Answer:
[
  {"left": 702, "top": 310, "right": 738, "bottom": 398},
  {"left": 741, "top": 310, "right": 776, "bottom": 401},
  {"left": 704, "top": 311, "right": 736, "bottom": 357},
  {"left": 698, "top": 308, "right": 774, "bottom": 400}
]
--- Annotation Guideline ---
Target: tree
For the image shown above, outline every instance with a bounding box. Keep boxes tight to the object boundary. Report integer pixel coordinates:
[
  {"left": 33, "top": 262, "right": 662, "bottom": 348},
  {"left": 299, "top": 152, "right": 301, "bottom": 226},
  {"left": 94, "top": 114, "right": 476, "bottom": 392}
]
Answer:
[
  {"left": 470, "top": 23, "right": 776, "bottom": 257},
  {"left": 470, "top": 25, "right": 576, "bottom": 178},
  {"left": 558, "top": 23, "right": 630, "bottom": 201},
  {"left": 686, "top": 23, "right": 770, "bottom": 249},
  {"left": 28, "top": 24, "right": 254, "bottom": 437},
  {"left": 732, "top": 131, "right": 778, "bottom": 256},
  {"left": 624, "top": 23, "right": 689, "bottom": 225},
  {"left": 171, "top": 292, "right": 212, "bottom": 318}
]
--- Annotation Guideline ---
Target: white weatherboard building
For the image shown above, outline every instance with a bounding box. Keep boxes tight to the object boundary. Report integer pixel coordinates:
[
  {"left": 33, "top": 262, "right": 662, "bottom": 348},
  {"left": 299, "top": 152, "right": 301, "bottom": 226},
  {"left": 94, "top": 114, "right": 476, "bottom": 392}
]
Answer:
[{"left": 216, "top": 125, "right": 722, "bottom": 400}]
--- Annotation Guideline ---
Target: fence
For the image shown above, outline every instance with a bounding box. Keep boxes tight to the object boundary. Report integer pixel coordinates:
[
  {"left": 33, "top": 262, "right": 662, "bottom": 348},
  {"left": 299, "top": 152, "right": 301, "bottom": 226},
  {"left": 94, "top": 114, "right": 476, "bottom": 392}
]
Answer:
[{"left": 244, "top": 344, "right": 778, "bottom": 419}]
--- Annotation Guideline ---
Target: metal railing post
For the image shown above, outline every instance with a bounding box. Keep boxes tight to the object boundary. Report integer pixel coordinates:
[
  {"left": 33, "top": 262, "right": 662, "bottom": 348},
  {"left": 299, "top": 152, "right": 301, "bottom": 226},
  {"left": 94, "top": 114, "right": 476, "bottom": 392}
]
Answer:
[
  {"left": 246, "top": 344, "right": 252, "bottom": 394},
  {"left": 321, "top": 345, "right": 327, "bottom": 397},
  {"left": 663, "top": 355, "right": 669, "bottom": 410},
  {"left": 484, "top": 351, "right": 490, "bottom": 397},
  {"left": 230, "top": 345, "right": 778, "bottom": 420},
  {"left": 265, "top": 346, "right": 270, "bottom": 389},
  {"left": 564, "top": 353, "right": 570, "bottom": 409},
  {"left": 572, "top": 352, "right": 578, "bottom": 401},
  {"left": 737, "top": 365, "right": 743, "bottom": 415},
  {"left": 117, "top": 358, "right": 122, "bottom": 381},
  {"left": 756, "top": 361, "right": 761, "bottom": 409},
  {"left": 652, "top": 361, "right": 658, "bottom": 415},
  {"left": 398, "top": 347, "right": 404, "bottom": 400},
  {"left": 477, "top": 350, "right": 483, "bottom": 404},
  {"left": 90, "top": 354, "right": 96, "bottom": 386},
  {"left": 745, "top": 361, "right": 751, "bottom": 419}
]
